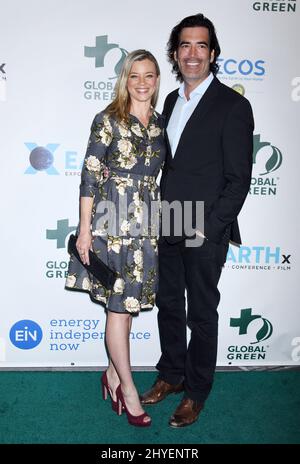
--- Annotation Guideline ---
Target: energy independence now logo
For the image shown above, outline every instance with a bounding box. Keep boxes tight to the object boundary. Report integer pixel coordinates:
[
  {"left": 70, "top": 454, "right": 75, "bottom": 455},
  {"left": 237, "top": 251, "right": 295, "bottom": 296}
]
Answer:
[
  {"left": 83, "top": 35, "right": 128, "bottom": 101},
  {"left": 252, "top": 0, "right": 297, "bottom": 13},
  {"left": 250, "top": 134, "right": 283, "bottom": 196},
  {"left": 226, "top": 308, "right": 273, "bottom": 363},
  {"left": 48, "top": 318, "right": 151, "bottom": 352},
  {"left": 10, "top": 320, "right": 43, "bottom": 350},
  {"left": 225, "top": 245, "right": 291, "bottom": 271},
  {"left": 0, "top": 62, "right": 7, "bottom": 101},
  {"left": 45, "top": 219, "right": 77, "bottom": 279}
]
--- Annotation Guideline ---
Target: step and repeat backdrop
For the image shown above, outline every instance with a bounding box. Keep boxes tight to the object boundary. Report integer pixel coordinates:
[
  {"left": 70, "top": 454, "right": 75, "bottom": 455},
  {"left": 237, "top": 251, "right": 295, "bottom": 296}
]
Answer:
[{"left": 0, "top": 0, "right": 299, "bottom": 368}]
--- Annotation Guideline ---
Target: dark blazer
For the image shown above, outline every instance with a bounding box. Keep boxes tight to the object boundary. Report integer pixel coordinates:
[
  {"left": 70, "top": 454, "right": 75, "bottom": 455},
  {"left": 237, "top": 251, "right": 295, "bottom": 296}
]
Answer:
[{"left": 161, "top": 76, "right": 254, "bottom": 245}]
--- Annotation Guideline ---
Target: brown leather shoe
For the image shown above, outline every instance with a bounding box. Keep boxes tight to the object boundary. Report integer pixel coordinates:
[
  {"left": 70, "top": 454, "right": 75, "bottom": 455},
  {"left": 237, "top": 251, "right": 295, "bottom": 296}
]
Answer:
[
  {"left": 140, "top": 378, "right": 184, "bottom": 405},
  {"left": 169, "top": 397, "right": 204, "bottom": 428}
]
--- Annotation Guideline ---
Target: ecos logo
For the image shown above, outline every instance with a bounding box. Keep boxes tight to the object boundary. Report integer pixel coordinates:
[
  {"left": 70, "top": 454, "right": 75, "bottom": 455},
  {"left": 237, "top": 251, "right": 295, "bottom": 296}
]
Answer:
[
  {"left": 46, "top": 219, "right": 76, "bottom": 279},
  {"left": 227, "top": 308, "right": 273, "bottom": 363},
  {"left": 225, "top": 245, "right": 291, "bottom": 272},
  {"left": 24, "top": 143, "right": 83, "bottom": 176},
  {"left": 217, "top": 57, "right": 265, "bottom": 81},
  {"left": 250, "top": 134, "right": 283, "bottom": 196},
  {"left": 10, "top": 320, "right": 43, "bottom": 350},
  {"left": 83, "top": 35, "right": 128, "bottom": 101}
]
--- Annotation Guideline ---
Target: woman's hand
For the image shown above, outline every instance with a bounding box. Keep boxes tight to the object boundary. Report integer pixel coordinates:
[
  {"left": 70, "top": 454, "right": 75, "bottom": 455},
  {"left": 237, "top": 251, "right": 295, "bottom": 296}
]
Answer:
[{"left": 76, "top": 231, "right": 93, "bottom": 265}]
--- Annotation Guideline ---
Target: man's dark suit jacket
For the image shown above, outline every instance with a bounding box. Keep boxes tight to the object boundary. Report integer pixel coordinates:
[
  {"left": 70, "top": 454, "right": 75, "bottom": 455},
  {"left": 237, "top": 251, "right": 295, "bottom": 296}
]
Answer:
[{"left": 161, "top": 76, "right": 254, "bottom": 245}]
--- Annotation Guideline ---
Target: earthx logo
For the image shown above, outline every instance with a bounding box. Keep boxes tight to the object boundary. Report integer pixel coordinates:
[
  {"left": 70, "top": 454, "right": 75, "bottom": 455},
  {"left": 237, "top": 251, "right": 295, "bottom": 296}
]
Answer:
[
  {"left": 24, "top": 142, "right": 84, "bottom": 176},
  {"left": 24, "top": 143, "right": 60, "bottom": 175},
  {"left": 225, "top": 245, "right": 291, "bottom": 272},
  {"left": 83, "top": 35, "right": 128, "bottom": 101}
]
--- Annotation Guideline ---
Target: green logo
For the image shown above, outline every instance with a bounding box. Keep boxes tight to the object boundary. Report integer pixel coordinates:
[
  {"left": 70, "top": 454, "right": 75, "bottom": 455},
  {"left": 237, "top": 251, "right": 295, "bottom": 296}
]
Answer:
[
  {"left": 252, "top": 1, "right": 296, "bottom": 13},
  {"left": 46, "top": 219, "right": 76, "bottom": 249},
  {"left": 84, "top": 35, "right": 128, "bottom": 78},
  {"left": 230, "top": 308, "right": 273, "bottom": 344},
  {"left": 253, "top": 134, "right": 283, "bottom": 175}
]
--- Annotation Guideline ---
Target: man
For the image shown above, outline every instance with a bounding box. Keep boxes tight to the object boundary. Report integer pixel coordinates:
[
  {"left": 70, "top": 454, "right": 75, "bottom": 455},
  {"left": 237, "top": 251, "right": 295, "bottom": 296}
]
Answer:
[{"left": 141, "top": 14, "right": 254, "bottom": 427}]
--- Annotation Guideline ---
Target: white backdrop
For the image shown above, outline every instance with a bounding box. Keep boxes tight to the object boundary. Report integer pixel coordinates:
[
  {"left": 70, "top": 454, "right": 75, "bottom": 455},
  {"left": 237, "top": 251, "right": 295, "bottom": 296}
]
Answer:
[{"left": 0, "top": 0, "right": 299, "bottom": 367}]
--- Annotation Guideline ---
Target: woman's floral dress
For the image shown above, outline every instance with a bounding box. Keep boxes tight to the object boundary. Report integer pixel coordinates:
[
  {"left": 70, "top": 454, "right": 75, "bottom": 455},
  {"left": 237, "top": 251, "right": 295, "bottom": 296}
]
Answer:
[{"left": 65, "top": 110, "right": 166, "bottom": 313}]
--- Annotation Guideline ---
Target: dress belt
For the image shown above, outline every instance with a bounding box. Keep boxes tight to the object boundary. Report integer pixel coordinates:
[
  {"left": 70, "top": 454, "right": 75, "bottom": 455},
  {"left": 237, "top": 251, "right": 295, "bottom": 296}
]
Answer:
[{"left": 106, "top": 169, "right": 156, "bottom": 185}]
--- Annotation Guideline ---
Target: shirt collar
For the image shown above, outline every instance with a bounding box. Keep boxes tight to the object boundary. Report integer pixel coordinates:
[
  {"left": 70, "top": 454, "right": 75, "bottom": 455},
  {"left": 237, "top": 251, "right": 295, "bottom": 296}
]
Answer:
[{"left": 178, "top": 73, "right": 214, "bottom": 100}]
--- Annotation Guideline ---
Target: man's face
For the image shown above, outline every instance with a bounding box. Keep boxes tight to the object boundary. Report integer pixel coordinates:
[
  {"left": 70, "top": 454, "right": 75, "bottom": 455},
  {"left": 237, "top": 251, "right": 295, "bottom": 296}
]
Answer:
[{"left": 175, "top": 26, "right": 215, "bottom": 85}]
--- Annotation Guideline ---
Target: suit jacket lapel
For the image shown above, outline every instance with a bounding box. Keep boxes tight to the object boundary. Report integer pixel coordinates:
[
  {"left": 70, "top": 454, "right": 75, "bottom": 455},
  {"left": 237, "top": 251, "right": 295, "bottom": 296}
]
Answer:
[
  {"left": 164, "top": 91, "right": 178, "bottom": 126},
  {"left": 163, "top": 91, "right": 178, "bottom": 165}
]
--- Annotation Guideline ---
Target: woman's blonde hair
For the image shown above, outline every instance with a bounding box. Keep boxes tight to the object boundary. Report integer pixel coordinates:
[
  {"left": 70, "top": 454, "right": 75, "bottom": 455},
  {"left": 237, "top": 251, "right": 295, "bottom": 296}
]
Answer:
[{"left": 106, "top": 49, "right": 160, "bottom": 123}]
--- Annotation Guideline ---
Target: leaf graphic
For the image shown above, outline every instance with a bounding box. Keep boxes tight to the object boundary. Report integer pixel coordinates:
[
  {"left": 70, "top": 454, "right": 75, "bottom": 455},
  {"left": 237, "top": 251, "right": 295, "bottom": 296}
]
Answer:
[
  {"left": 271, "top": 146, "right": 283, "bottom": 172},
  {"left": 261, "top": 146, "right": 282, "bottom": 175},
  {"left": 256, "top": 318, "right": 273, "bottom": 342},
  {"left": 114, "top": 48, "right": 128, "bottom": 77}
]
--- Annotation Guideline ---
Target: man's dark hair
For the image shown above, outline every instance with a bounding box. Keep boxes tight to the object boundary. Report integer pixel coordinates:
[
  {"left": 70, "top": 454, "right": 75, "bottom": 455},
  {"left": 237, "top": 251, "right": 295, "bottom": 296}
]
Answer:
[{"left": 167, "top": 13, "right": 221, "bottom": 81}]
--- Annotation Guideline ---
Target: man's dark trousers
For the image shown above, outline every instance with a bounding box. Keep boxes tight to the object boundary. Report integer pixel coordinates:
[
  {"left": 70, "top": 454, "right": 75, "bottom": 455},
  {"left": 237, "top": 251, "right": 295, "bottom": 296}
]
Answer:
[{"left": 156, "top": 234, "right": 229, "bottom": 403}]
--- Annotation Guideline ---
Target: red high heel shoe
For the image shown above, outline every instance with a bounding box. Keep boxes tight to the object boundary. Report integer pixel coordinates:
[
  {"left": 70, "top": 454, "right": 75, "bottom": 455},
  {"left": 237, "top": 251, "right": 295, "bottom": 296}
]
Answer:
[
  {"left": 101, "top": 371, "right": 118, "bottom": 413},
  {"left": 116, "top": 384, "right": 152, "bottom": 427}
]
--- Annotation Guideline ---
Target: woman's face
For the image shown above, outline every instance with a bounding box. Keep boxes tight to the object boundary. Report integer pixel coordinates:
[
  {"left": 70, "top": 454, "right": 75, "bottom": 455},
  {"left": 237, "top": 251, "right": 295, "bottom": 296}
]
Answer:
[{"left": 127, "top": 59, "right": 158, "bottom": 105}]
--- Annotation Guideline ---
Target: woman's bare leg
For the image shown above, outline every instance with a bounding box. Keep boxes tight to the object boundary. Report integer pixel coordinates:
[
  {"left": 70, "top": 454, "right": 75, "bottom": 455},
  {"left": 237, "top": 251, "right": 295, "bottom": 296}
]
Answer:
[{"left": 106, "top": 311, "right": 149, "bottom": 421}]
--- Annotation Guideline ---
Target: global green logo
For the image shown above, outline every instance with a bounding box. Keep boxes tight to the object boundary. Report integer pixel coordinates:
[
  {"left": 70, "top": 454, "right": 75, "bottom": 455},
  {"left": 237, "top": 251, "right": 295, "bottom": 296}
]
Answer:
[
  {"left": 46, "top": 220, "right": 76, "bottom": 279},
  {"left": 84, "top": 35, "right": 128, "bottom": 78},
  {"left": 230, "top": 308, "right": 273, "bottom": 344},
  {"left": 252, "top": 0, "right": 296, "bottom": 13},
  {"left": 253, "top": 134, "right": 283, "bottom": 175},
  {"left": 47, "top": 219, "right": 76, "bottom": 249}
]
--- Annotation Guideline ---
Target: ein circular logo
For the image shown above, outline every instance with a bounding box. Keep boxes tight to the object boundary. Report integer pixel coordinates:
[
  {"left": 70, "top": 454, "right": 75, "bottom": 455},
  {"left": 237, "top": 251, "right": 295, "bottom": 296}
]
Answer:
[{"left": 10, "top": 320, "right": 43, "bottom": 350}]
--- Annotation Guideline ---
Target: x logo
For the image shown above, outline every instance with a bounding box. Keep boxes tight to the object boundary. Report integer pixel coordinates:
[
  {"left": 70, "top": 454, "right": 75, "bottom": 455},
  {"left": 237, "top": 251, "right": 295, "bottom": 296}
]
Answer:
[
  {"left": 282, "top": 254, "right": 291, "bottom": 264},
  {"left": 0, "top": 63, "right": 6, "bottom": 74}
]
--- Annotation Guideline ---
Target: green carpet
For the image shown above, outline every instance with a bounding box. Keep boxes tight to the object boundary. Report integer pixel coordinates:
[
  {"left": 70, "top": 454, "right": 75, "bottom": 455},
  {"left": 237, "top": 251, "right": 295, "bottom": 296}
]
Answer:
[{"left": 0, "top": 371, "right": 299, "bottom": 444}]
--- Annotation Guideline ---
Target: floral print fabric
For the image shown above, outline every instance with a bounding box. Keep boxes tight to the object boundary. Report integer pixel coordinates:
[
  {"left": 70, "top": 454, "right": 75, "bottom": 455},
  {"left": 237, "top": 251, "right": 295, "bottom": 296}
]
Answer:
[{"left": 65, "top": 110, "right": 166, "bottom": 313}]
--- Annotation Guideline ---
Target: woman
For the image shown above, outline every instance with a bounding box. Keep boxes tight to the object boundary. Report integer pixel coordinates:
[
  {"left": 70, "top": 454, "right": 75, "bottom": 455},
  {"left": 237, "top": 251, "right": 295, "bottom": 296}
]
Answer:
[{"left": 65, "top": 50, "right": 165, "bottom": 427}]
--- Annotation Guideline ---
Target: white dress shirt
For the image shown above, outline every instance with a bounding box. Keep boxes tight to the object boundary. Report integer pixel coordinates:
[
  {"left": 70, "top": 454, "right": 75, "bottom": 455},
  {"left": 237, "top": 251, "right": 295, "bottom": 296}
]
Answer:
[{"left": 167, "top": 73, "right": 214, "bottom": 157}]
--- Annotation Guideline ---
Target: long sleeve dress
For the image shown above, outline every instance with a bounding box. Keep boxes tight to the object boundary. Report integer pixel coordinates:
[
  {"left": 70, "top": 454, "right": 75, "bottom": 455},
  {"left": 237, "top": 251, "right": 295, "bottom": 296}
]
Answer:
[{"left": 65, "top": 110, "right": 166, "bottom": 314}]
